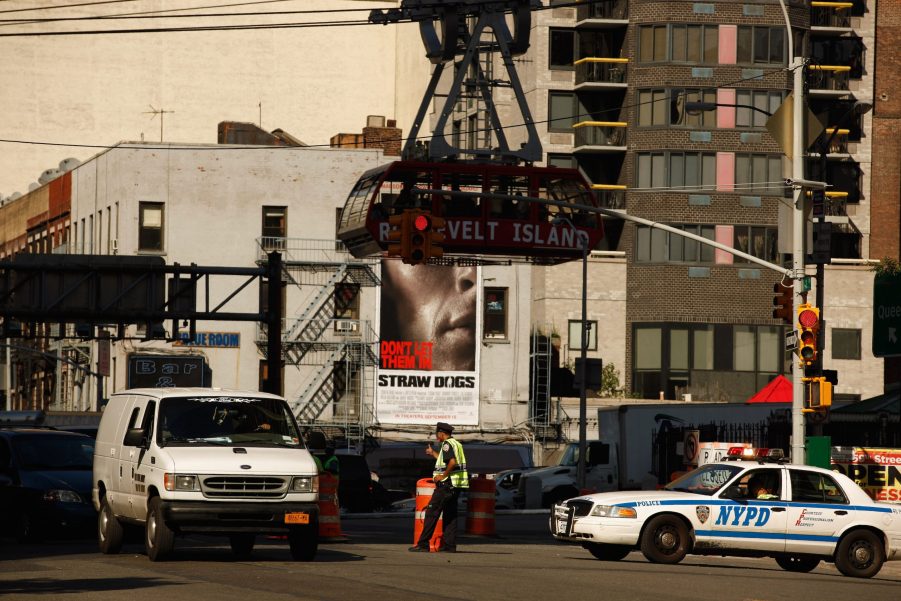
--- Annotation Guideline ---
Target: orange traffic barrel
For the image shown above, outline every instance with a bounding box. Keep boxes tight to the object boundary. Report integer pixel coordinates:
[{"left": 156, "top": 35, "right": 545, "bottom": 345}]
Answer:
[
  {"left": 465, "top": 476, "right": 496, "bottom": 536},
  {"left": 413, "top": 478, "right": 443, "bottom": 552},
  {"left": 318, "top": 472, "right": 347, "bottom": 542}
]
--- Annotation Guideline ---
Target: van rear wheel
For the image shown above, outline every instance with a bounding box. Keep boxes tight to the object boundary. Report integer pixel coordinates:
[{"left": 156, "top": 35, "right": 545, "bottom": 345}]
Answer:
[
  {"left": 145, "top": 497, "right": 175, "bottom": 561},
  {"left": 288, "top": 522, "right": 318, "bottom": 561},
  {"left": 229, "top": 534, "right": 255, "bottom": 560},
  {"left": 98, "top": 497, "right": 124, "bottom": 554}
]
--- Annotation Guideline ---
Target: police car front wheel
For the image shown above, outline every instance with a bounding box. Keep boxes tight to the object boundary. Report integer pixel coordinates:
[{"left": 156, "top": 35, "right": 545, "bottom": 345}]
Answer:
[
  {"left": 640, "top": 515, "right": 690, "bottom": 564},
  {"left": 834, "top": 529, "right": 885, "bottom": 579}
]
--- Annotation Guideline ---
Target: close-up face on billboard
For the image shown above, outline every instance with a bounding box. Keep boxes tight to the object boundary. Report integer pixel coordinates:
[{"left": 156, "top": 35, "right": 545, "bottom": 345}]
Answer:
[{"left": 377, "top": 261, "right": 480, "bottom": 425}]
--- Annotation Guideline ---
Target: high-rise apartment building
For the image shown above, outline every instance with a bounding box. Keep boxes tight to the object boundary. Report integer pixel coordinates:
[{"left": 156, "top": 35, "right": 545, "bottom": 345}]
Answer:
[{"left": 452, "top": 0, "right": 885, "bottom": 402}]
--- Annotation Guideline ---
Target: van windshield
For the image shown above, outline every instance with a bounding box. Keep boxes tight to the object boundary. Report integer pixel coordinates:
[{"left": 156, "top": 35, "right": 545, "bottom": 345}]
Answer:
[{"left": 158, "top": 396, "right": 302, "bottom": 447}]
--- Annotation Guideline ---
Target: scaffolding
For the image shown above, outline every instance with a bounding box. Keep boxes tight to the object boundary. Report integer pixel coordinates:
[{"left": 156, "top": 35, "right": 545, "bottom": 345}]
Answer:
[{"left": 256, "top": 238, "right": 380, "bottom": 449}]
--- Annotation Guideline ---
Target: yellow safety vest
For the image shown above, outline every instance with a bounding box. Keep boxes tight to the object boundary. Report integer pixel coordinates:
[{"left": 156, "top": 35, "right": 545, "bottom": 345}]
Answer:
[{"left": 434, "top": 438, "right": 469, "bottom": 489}]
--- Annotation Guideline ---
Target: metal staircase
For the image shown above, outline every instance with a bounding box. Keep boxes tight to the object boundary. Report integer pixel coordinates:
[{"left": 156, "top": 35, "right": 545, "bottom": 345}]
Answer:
[{"left": 255, "top": 238, "right": 380, "bottom": 449}]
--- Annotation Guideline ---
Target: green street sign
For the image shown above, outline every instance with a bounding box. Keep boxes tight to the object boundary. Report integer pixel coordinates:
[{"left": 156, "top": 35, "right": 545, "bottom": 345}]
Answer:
[{"left": 873, "top": 273, "right": 901, "bottom": 357}]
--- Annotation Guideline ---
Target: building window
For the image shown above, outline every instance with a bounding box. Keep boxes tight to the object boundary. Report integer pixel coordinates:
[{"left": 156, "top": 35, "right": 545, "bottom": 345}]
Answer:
[
  {"left": 549, "top": 29, "right": 576, "bottom": 70},
  {"left": 547, "top": 153, "right": 577, "bottom": 169},
  {"left": 636, "top": 152, "right": 716, "bottom": 191},
  {"left": 632, "top": 323, "right": 787, "bottom": 400},
  {"left": 138, "top": 202, "right": 164, "bottom": 251},
  {"left": 635, "top": 223, "right": 775, "bottom": 265},
  {"left": 832, "top": 328, "right": 861, "bottom": 360},
  {"left": 734, "top": 154, "right": 784, "bottom": 195},
  {"left": 737, "top": 26, "right": 786, "bottom": 65},
  {"left": 334, "top": 283, "right": 360, "bottom": 321},
  {"left": 736, "top": 90, "right": 784, "bottom": 127},
  {"left": 483, "top": 287, "right": 508, "bottom": 339},
  {"left": 637, "top": 90, "right": 669, "bottom": 126},
  {"left": 549, "top": 91, "right": 578, "bottom": 132},
  {"left": 670, "top": 24, "right": 718, "bottom": 64},
  {"left": 671, "top": 88, "right": 717, "bottom": 127},
  {"left": 262, "top": 206, "right": 287, "bottom": 251},
  {"left": 732, "top": 226, "right": 778, "bottom": 264},
  {"left": 638, "top": 25, "right": 668, "bottom": 62},
  {"left": 568, "top": 320, "right": 598, "bottom": 351}
]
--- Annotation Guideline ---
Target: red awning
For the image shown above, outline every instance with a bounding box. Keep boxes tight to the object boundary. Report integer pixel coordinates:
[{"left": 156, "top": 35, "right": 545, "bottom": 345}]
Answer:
[{"left": 746, "top": 374, "right": 793, "bottom": 403}]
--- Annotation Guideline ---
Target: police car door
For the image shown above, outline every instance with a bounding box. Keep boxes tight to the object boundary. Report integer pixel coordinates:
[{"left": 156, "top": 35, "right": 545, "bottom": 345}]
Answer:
[
  {"left": 708, "top": 468, "right": 789, "bottom": 552},
  {"left": 784, "top": 468, "right": 856, "bottom": 556}
]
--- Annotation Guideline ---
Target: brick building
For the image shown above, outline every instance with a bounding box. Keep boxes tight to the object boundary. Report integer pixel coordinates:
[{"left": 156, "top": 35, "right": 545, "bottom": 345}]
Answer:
[{"left": 449, "top": 0, "right": 887, "bottom": 402}]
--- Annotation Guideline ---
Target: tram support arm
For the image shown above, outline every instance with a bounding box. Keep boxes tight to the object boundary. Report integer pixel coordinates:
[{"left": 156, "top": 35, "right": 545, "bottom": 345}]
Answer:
[{"left": 414, "top": 188, "right": 793, "bottom": 278}]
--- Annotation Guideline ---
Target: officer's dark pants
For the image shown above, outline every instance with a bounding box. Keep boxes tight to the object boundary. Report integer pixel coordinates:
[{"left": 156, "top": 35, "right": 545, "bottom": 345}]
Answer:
[{"left": 415, "top": 483, "right": 460, "bottom": 549}]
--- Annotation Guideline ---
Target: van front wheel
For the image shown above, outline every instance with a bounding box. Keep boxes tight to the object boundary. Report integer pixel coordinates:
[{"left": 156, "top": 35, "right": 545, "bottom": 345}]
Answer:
[
  {"left": 288, "top": 522, "right": 318, "bottom": 561},
  {"left": 98, "top": 498, "right": 124, "bottom": 554},
  {"left": 145, "top": 497, "right": 175, "bottom": 561}
]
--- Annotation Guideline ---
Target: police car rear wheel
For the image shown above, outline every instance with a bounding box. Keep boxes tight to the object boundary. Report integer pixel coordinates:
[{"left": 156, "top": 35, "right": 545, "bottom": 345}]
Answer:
[
  {"left": 775, "top": 555, "right": 819, "bottom": 573},
  {"left": 640, "top": 515, "right": 689, "bottom": 564},
  {"left": 834, "top": 530, "right": 884, "bottom": 578},
  {"left": 584, "top": 543, "right": 631, "bottom": 561}
]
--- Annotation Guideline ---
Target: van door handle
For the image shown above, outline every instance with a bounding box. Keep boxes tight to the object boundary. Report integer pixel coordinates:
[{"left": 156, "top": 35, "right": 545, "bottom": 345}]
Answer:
[
  {"left": 770, "top": 507, "right": 786, "bottom": 512},
  {"left": 834, "top": 510, "right": 848, "bottom": 516}
]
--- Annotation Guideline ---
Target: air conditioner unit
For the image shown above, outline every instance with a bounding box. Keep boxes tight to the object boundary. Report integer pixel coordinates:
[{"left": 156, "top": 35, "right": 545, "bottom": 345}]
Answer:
[{"left": 334, "top": 320, "right": 359, "bottom": 334}]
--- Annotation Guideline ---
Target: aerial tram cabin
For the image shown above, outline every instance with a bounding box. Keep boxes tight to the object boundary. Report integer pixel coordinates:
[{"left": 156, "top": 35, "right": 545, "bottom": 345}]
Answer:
[{"left": 337, "top": 161, "right": 605, "bottom": 265}]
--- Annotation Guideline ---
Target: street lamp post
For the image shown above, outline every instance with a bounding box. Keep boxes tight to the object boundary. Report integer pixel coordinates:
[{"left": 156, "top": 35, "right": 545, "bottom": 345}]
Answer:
[{"left": 552, "top": 216, "right": 589, "bottom": 490}]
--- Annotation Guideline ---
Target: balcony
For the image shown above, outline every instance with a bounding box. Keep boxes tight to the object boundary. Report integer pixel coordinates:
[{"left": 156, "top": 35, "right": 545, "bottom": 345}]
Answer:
[
  {"left": 572, "top": 121, "right": 627, "bottom": 153},
  {"left": 575, "top": 0, "right": 628, "bottom": 28},
  {"left": 590, "top": 184, "right": 627, "bottom": 210},
  {"left": 808, "top": 65, "right": 851, "bottom": 97},
  {"left": 810, "top": 2, "right": 854, "bottom": 30},
  {"left": 574, "top": 58, "right": 628, "bottom": 89}
]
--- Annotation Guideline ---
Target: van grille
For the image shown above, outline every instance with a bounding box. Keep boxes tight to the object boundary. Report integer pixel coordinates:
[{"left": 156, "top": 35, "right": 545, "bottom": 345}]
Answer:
[
  {"left": 201, "top": 476, "right": 288, "bottom": 499},
  {"left": 566, "top": 499, "right": 594, "bottom": 517}
]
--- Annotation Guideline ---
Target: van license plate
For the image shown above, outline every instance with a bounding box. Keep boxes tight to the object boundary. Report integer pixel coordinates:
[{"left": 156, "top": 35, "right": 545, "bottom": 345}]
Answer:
[{"left": 284, "top": 512, "right": 310, "bottom": 524}]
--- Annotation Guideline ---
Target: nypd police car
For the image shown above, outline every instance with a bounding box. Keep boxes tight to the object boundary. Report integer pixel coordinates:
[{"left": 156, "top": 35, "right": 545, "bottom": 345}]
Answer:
[{"left": 550, "top": 447, "right": 901, "bottom": 578}]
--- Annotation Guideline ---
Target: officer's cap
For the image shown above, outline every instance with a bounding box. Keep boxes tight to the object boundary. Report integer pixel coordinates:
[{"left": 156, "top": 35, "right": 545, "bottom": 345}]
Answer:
[{"left": 436, "top": 422, "right": 454, "bottom": 435}]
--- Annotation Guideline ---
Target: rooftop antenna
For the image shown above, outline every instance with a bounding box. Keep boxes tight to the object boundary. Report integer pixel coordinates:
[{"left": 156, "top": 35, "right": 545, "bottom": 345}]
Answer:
[{"left": 143, "top": 105, "right": 174, "bottom": 142}]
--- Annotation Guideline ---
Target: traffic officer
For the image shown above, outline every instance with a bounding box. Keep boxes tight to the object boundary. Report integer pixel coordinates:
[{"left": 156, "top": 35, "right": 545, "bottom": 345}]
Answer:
[
  {"left": 409, "top": 422, "right": 469, "bottom": 553},
  {"left": 323, "top": 445, "right": 340, "bottom": 479}
]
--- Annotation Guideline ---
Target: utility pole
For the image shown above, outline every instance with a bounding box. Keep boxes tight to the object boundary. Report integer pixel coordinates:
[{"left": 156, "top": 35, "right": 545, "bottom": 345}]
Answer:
[{"left": 779, "top": 0, "right": 807, "bottom": 465}]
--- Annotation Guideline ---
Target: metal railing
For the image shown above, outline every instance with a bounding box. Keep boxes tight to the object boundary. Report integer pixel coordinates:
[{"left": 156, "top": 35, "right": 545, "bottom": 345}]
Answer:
[
  {"left": 572, "top": 121, "right": 627, "bottom": 148},
  {"left": 810, "top": 2, "right": 854, "bottom": 28},
  {"left": 591, "top": 184, "right": 627, "bottom": 209},
  {"left": 808, "top": 65, "right": 851, "bottom": 91},
  {"left": 256, "top": 237, "right": 378, "bottom": 266},
  {"left": 576, "top": 0, "right": 629, "bottom": 21},
  {"left": 574, "top": 57, "right": 628, "bottom": 85}
]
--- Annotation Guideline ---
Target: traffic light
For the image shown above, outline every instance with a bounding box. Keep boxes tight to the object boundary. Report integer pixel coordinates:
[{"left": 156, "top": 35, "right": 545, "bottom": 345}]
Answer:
[
  {"left": 386, "top": 211, "right": 411, "bottom": 261},
  {"left": 428, "top": 214, "right": 446, "bottom": 260},
  {"left": 797, "top": 303, "right": 820, "bottom": 367},
  {"left": 409, "top": 211, "right": 430, "bottom": 264},
  {"left": 802, "top": 376, "right": 832, "bottom": 413},
  {"left": 772, "top": 283, "right": 793, "bottom": 324}
]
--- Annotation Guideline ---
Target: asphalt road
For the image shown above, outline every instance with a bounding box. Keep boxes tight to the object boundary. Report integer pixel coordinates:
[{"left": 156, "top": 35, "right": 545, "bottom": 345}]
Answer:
[{"left": 2, "top": 512, "right": 900, "bottom": 601}]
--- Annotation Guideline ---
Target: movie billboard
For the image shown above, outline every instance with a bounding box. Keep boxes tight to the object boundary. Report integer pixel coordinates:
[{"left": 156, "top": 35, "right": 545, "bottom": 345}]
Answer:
[{"left": 376, "top": 261, "right": 480, "bottom": 425}]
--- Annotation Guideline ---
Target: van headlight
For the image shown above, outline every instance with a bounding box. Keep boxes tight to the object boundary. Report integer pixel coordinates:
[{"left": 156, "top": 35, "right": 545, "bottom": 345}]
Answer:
[
  {"left": 590, "top": 505, "right": 637, "bottom": 518},
  {"left": 291, "top": 475, "right": 318, "bottom": 493},
  {"left": 164, "top": 473, "right": 198, "bottom": 491}
]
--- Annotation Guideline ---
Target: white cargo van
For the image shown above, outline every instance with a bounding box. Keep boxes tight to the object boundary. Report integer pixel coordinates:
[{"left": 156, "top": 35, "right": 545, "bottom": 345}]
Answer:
[{"left": 92, "top": 388, "right": 319, "bottom": 561}]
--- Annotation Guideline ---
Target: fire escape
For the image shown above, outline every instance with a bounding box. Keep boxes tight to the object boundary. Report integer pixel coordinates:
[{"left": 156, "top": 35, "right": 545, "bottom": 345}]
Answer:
[{"left": 256, "top": 239, "right": 379, "bottom": 447}]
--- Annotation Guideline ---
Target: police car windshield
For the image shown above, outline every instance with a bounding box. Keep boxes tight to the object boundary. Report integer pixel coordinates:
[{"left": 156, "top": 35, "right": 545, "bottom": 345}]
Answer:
[
  {"left": 665, "top": 464, "right": 744, "bottom": 496},
  {"left": 158, "top": 396, "right": 302, "bottom": 447}
]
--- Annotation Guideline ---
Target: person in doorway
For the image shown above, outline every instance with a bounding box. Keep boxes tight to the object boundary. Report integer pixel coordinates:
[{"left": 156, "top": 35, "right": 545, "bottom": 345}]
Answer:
[
  {"left": 409, "top": 422, "right": 469, "bottom": 553},
  {"left": 380, "top": 262, "right": 477, "bottom": 372}
]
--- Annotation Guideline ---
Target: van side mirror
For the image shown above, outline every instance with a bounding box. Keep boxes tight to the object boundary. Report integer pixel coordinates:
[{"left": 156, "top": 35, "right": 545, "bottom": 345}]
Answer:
[{"left": 123, "top": 428, "right": 148, "bottom": 448}]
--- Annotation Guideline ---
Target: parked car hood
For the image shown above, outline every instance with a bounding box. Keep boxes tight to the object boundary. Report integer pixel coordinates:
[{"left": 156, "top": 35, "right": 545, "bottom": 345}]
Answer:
[{"left": 20, "top": 469, "right": 92, "bottom": 496}]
